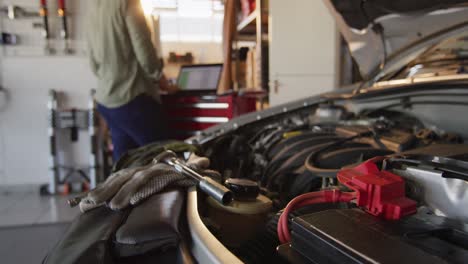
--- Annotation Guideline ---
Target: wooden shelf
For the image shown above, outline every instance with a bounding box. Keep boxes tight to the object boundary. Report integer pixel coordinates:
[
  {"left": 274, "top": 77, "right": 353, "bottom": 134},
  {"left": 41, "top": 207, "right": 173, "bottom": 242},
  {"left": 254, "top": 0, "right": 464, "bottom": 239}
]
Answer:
[
  {"left": 235, "top": 35, "right": 257, "bottom": 42},
  {"left": 235, "top": 34, "right": 269, "bottom": 43},
  {"left": 236, "top": 11, "right": 269, "bottom": 36},
  {"left": 233, "top": 0, "right": 269, "bottom": 91},
  {"left": 237, "top": 12, "right": 257, "bottom": 34}
]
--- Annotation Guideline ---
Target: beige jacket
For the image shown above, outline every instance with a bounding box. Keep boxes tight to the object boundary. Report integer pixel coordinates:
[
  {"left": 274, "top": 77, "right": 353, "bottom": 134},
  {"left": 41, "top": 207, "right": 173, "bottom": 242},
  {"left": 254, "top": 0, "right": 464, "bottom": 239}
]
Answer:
[{"left": 87, "top": 0, "right": 163, "bottom": 107}]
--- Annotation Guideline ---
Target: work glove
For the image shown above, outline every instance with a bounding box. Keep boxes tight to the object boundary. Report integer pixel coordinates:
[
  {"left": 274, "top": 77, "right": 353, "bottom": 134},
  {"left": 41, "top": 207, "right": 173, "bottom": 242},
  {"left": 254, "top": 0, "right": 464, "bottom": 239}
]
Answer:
[{"left": 79, "top": 153, "right": 217, "bottom": 212}]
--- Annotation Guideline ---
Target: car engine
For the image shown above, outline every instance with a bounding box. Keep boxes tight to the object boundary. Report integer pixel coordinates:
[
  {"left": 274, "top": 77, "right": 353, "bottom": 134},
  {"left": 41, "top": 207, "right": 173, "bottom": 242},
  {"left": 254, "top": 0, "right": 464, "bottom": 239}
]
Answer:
[{"left": 197, "top": 103, "right": 468, "bottom": 264}]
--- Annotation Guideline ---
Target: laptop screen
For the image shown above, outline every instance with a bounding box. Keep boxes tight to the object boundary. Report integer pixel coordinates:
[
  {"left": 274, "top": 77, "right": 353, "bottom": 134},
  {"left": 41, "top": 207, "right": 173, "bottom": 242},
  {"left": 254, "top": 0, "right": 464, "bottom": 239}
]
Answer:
[{"left": 177, "top": 64, "right": 223, "bottom": 91}]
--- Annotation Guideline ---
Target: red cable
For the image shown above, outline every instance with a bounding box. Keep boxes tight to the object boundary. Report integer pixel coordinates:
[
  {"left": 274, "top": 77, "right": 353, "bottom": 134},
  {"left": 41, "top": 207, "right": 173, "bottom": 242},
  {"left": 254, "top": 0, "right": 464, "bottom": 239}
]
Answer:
[
  {"left": 277, "top": 193, "right": 325, "bottom": 242},
  {"left": 278, "top": 193, "right": 324, "bottom": 243},
  {"left": 278, "top": 197, "right": 324, "bottom": 242},
  {"left": 277, "top": 190, "right": 356, "bottom": 244}
]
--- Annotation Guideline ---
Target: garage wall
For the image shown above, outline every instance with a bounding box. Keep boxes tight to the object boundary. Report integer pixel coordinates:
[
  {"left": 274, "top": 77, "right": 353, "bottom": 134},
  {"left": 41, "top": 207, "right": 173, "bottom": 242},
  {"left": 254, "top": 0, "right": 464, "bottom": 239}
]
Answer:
[
  {"left": 0, "top": 0, "right": 96, "bottom": 185},
  {"left": 0, "top": 0, "right": 222, "bottom": 185},
  {"left": 269, "top": 0, "right": 338, "bottom": 106},
  {"left": 0, "top": 57, "right": 96, "bottom": 185}
]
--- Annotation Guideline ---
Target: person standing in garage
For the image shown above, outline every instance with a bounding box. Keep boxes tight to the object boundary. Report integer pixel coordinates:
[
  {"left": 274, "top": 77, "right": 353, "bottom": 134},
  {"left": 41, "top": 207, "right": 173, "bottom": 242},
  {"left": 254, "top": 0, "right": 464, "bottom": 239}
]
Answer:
[{"left": 87, "top": 0, "right": 169, "bottom": 161}]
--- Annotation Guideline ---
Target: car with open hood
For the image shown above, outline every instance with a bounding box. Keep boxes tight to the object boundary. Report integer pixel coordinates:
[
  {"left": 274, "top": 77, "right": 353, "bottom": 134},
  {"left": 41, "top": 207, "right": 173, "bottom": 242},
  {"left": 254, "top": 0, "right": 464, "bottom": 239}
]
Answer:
[
  {"left": 185, "top": 1, "right": 468, "bottom": 263},
  {"left": 44, "top": 1, "right": 468, "bottom": 264}
]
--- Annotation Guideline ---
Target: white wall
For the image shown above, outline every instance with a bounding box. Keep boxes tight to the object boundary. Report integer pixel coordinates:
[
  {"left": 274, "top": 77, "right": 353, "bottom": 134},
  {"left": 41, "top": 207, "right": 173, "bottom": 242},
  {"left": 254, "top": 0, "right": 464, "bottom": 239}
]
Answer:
[
  {"left": 0, "top": 57, "right": 96, "bottom": 185},
  {"left": 0, "top": 0, "right": 96, "bottom": 185},
  {"left": 269, "top": 0, "right": 338, "bottom": 106},
  {"left": 0, "top": 0, "right": 222, "bottom": 185}
]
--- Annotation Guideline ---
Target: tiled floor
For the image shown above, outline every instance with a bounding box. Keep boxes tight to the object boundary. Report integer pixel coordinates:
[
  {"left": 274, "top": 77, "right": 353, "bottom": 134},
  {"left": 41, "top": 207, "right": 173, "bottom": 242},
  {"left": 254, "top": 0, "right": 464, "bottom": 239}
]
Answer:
[
  {"left": 0, "top": 185, "right": 81, "bottom": 263},
  {"left": 0, "top": 185, "right": 80, "bottom": 227},
  {"left": 0, "top": 223, "right": 70, "bottom": 263}
]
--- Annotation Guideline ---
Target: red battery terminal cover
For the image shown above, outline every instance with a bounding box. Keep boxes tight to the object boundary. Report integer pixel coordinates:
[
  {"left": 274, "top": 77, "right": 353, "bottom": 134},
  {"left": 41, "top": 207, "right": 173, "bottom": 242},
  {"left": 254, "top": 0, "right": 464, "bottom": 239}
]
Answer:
[{"left": 337, "top": 157, "right": 417, "bottom": 220}]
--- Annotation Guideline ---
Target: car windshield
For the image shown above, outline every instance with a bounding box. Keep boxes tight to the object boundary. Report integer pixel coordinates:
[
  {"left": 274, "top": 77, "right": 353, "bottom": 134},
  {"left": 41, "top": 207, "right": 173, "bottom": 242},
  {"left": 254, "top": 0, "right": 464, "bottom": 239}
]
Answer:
[{"left": 378, "top": 33, "right": 468, "bottom": 82}]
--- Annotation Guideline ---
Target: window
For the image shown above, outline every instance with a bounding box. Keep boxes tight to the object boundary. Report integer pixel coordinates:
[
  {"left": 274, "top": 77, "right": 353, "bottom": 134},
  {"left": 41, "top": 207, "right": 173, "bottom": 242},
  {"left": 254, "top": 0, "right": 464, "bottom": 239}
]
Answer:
[{"left": 142, "top": 0, "right": 224, "bottom": 43}]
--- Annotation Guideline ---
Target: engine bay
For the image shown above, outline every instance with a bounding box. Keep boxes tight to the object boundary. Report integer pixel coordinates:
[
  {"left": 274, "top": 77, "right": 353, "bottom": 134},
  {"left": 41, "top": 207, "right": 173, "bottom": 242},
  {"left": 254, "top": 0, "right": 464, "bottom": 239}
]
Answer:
[{"left": 197, "top": 103, "right": 468, "bottom": 264}]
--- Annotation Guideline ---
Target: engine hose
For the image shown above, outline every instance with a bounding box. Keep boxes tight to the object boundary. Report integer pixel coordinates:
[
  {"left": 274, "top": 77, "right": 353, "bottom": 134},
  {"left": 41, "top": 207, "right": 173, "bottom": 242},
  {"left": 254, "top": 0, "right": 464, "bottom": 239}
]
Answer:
[
  {"left": 264, "top": 142, "right": 342, "bottom": 189},
  {"left": 305, "top": 147, "right": 394, "bottom": 178},
  {"left": 262, "top": 136, "right": 342, "bottom": 184},
  {"left": 266, "top": 142, "right": 371, "bottom": 193},
  {"left": 248, "top": 125, "right": 278, "bottom": 146},
  {"left": 262, "top": 125, "right": 310, "bottom": 157},
  {"left": 303, "top": 131, "right": 375, "bottom": 178},
  {"left": 269, "top": 135, "right": 340, "bottom": 162},
  {"left": 277, "top": 190, "right": 356, "bottom": 244},
  {"left": 266, "top": 132, "right": 334, "bottom": 160}
]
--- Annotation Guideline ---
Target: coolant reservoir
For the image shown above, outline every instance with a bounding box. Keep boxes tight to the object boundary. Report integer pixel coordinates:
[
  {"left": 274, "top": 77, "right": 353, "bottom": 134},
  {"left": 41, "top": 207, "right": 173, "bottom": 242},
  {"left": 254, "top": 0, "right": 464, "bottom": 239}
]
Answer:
[{"left": 206, "top": 179, "right": 272, "bottom": 247}]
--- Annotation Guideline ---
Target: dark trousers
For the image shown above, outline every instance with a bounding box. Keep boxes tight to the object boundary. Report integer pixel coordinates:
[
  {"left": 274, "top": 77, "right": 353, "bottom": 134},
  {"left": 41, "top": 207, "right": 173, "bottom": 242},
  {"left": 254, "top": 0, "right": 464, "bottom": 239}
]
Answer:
[{"left": 97, "top": 95, "right": 169, "bottom": 161}]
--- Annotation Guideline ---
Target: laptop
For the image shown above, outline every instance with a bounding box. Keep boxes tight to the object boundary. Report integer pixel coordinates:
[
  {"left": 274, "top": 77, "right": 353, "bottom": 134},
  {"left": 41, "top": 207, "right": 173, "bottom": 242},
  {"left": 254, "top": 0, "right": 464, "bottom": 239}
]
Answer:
[{"left": 176, "top": 64, "right": 223, "bottom": 94}]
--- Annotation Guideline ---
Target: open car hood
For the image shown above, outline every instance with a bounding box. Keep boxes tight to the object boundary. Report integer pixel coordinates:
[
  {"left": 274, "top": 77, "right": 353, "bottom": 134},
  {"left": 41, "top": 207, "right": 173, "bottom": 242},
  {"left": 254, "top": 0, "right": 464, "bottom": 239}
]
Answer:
[{"left": 323, "top": 0, "right": 468, "bottom": 79}]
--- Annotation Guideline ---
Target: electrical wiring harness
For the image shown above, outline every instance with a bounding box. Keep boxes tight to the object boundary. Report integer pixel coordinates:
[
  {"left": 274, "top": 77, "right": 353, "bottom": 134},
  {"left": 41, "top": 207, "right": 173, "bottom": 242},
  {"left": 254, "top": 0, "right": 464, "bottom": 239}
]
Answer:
[{"left": 278, "top": 157, "right": 417, "bottom": 244}]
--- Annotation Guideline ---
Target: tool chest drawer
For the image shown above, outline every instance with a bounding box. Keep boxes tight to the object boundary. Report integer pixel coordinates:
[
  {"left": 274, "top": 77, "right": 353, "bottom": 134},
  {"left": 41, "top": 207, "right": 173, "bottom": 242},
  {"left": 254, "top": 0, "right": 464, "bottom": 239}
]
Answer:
[{"left": 161, "top": 93, "right": 256, "bottom": 139}]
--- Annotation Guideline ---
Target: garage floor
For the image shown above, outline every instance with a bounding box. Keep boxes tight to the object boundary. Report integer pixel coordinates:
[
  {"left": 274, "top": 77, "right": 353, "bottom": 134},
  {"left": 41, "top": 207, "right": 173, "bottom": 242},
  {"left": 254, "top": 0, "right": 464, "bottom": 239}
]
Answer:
[{"left": 0, "top": 185, "right": 80, "bottom": 263}]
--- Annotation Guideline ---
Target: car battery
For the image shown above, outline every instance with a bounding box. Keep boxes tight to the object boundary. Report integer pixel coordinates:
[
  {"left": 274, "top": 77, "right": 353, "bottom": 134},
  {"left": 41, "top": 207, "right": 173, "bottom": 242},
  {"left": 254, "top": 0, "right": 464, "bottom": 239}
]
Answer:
[{"left": 279, "top": 209, "right": 468, "bottom": 264}]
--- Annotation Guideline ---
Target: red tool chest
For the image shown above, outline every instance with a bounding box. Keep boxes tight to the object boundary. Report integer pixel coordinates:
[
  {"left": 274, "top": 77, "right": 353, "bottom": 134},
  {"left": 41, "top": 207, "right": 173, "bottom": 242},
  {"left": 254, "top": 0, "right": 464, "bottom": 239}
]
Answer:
[{"left": 161, "top": 93, "right": 257, "bottom": 139}]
